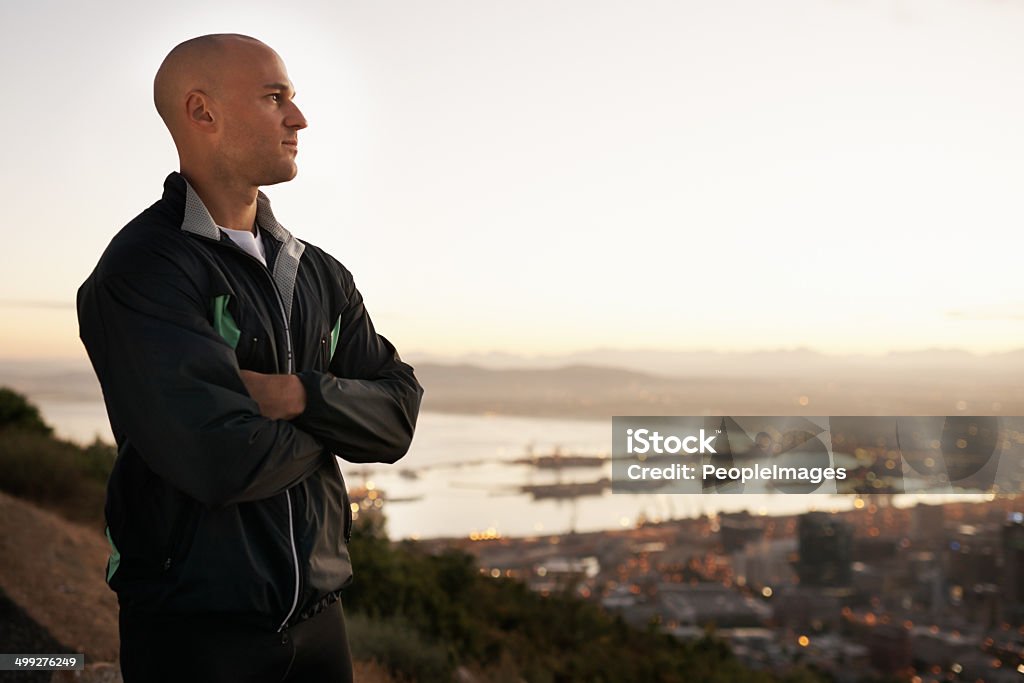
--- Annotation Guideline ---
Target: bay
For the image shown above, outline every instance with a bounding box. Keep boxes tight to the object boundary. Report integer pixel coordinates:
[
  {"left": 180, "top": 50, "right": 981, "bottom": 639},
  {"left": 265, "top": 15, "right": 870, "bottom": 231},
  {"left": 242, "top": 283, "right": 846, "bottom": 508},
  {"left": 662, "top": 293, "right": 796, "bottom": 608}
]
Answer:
[{"left": 32, "top": 398, "right": 868, "bottom": 539}]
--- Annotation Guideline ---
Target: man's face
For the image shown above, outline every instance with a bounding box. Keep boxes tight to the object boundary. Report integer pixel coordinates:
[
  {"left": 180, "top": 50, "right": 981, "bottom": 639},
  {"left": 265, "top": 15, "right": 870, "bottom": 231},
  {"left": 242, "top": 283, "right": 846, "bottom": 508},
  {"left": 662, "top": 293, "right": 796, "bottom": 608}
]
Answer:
[{"left": 213, "top": 43, "right": 307, "bottom": 187}]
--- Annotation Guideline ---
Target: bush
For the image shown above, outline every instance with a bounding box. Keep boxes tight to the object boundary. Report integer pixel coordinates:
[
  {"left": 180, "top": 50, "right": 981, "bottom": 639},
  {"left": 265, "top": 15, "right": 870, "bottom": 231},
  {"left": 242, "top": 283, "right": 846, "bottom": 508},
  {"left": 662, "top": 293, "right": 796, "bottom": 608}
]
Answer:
[
  {"left": 346, "top": 612, "right": 452, "bottom": 682},
  {"left": 0, "top": 387, "right": 52, "bottom": 435},
  {"left": 0, "top": 388, "right": 114, "bottom": 525},
  {"left": 80, "top": 438, "right": 117, "bottom": 483},
  {"left": 0, "top": 428, "right": 109, "bottom": 524},
  {"left": 0, "top": 430, "right": 83, "bottom": 502}
]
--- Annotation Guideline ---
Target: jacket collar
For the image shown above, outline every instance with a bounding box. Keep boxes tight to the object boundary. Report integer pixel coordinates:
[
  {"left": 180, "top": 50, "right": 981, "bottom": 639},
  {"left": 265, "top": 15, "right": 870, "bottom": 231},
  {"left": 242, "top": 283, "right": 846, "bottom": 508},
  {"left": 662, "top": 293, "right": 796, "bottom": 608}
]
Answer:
[
  {"left": 164, "top": 171, "right": 294, "bottom": 243},
  {"left": 163, "top": 171, "right": 305, "bottom": 322}
]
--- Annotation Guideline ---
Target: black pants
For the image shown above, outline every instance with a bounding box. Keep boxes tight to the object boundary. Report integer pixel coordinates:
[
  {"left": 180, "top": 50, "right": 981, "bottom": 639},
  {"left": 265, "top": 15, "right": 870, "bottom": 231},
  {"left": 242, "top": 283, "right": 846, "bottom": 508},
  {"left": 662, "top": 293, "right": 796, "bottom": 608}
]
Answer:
[{"left": 118, "top": 599, "right": 354, "bottom": 683}]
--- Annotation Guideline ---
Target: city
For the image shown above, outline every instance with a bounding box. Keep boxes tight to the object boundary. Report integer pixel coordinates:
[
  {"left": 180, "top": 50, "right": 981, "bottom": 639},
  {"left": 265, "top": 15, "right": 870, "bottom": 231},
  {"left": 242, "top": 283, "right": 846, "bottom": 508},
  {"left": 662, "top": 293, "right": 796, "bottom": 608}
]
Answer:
[{"left": 404, "top": 495, "right": 1024, "bottom": 682}]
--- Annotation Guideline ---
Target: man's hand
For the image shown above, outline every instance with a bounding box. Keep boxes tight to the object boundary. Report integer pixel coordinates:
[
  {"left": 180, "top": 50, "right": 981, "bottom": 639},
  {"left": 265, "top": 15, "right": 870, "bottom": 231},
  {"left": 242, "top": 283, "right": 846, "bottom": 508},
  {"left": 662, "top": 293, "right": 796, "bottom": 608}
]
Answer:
[{"left": 239, "top": 370, "right": 307, "bottom": 421}]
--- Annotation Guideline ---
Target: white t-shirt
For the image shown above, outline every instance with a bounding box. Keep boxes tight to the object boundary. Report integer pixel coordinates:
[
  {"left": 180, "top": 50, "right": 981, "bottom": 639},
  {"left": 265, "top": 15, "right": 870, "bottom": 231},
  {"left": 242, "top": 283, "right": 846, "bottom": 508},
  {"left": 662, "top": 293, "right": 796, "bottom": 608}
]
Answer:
[{"left": 219, "top": 224, "right": 267, "bottom": 267}]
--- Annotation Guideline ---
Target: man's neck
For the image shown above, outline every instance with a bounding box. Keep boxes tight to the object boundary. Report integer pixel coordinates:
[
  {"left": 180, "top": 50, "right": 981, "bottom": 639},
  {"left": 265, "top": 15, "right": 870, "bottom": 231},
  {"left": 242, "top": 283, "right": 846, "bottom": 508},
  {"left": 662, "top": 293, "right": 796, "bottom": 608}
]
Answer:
[{"left": 180, "top": 169, "right": 259, "bottom": 234}]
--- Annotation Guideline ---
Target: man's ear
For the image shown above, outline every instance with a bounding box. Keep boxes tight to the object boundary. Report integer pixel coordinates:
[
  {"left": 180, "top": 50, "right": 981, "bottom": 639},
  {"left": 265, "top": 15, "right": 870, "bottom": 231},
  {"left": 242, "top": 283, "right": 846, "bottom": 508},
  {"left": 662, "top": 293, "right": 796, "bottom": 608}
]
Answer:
[{"left": 185, "top": 90, "right": 217, "bottom": 131}]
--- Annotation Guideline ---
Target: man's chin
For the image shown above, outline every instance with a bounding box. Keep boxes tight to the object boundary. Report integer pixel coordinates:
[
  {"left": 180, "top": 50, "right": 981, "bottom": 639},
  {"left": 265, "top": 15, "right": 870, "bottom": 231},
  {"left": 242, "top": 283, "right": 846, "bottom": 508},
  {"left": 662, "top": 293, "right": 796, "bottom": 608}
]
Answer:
[{"left": 259, "top": 165, "right": 299, "bottom": 187}]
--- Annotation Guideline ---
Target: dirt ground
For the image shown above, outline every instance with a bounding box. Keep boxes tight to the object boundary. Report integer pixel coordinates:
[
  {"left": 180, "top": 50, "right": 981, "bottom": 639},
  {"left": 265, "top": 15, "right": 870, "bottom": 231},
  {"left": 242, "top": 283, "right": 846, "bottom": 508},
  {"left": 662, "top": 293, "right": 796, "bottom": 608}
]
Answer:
[{"left": 0, "top": 491, "right": 119, "bottom": 664}]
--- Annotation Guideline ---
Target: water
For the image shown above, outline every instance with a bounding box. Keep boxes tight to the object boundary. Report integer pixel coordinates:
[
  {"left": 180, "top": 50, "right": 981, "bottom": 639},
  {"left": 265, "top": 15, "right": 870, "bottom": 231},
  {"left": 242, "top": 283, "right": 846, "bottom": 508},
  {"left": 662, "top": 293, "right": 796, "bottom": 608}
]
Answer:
[
  {"left": 34, "top": 398, "right": 113, "bottom": 446},
  {"left": 33, "top": 399, "right": 960, "bottom": 540}
]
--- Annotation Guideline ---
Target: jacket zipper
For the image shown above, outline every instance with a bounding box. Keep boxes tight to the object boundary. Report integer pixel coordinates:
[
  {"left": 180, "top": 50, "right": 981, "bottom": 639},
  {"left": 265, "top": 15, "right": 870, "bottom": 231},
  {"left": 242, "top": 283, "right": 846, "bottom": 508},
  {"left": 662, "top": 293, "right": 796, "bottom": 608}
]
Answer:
[
  {"left": 256, "top": 259, "right": 302, "bottom": 633},
  {"left": 280, "top": 489, "right": 301, "bottom": 632},
  {"left": 201, "top": 235, "right": 302, "bottom": 633}
]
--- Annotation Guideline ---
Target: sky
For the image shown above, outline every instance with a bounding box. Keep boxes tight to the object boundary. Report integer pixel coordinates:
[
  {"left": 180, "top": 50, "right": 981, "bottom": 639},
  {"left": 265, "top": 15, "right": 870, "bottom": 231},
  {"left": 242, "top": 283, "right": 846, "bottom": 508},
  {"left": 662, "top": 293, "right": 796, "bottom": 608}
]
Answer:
[{"left": 2, "top": 0, "right": 1023, "bottom": 360}]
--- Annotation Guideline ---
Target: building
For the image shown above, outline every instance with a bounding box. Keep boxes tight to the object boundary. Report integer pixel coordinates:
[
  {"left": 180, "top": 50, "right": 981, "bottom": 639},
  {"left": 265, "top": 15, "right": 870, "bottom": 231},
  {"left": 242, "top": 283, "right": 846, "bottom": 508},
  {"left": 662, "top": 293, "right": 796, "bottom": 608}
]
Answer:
[
  {"left": 1000, "top": 515, "right": 1024, "bottom": 625},
  {"left": 796, "top": 512, "right": 852, "bottom": 588}
]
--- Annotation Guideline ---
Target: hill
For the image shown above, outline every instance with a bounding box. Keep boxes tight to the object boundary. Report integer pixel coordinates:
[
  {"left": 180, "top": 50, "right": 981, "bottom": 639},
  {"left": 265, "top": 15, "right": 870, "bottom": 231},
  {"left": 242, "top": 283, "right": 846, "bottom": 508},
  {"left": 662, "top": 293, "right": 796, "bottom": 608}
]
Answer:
[{"left": 0, "top": 489, "right": 118, "bottom": 672}]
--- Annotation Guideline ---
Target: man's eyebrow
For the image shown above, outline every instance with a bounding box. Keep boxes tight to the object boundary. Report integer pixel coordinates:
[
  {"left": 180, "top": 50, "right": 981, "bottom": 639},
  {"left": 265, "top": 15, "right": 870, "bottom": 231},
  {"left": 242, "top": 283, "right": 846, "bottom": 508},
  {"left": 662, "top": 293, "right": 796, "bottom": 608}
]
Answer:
[{"left": 263, "top": 82, "right": 295, "bottom": 95}]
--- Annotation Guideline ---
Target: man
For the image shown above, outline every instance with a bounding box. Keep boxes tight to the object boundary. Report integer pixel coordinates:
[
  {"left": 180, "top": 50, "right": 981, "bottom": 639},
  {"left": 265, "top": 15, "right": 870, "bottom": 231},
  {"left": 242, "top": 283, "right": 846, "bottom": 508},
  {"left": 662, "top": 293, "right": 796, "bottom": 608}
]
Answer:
[{"left": 77, "top": 34, "right": 423, "bottom": 682}]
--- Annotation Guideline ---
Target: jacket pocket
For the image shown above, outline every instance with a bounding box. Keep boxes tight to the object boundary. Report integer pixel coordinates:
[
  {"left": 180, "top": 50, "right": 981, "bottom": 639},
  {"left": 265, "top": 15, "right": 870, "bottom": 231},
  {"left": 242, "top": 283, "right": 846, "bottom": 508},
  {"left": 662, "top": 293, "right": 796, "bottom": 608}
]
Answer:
[
  {"left": 235, "top": 332, "right": 264, "bottom": 371},
  {"left": 162, "top": 496, "right": 200, "bottom": 572},
  {"left": 333, "top": 460, "right": 352, "bottom": 543},
  {"left": 343, "top": 485, "right": 353, "bottom": 544},
  {"left": 319, "top": 336, "right": 329, "bottom": 372}
]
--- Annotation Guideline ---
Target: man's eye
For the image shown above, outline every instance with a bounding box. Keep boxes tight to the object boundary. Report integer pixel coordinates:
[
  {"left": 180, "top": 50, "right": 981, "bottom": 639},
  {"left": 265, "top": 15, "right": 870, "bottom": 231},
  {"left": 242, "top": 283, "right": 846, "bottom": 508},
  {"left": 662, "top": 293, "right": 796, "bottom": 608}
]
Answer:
[{"left": 269, "top": 94, "right": 281, "bottom": 102}]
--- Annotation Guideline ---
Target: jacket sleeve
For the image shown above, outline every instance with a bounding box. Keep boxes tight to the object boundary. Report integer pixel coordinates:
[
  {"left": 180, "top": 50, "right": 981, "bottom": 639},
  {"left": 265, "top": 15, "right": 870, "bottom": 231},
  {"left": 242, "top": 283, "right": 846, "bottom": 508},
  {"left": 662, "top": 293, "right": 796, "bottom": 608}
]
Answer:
[
  {"left": 293, "top": 269, "right": 424, "bottom": 464},
  {"left": 78, "top": 268, "right": 329, "bottom": 508}
]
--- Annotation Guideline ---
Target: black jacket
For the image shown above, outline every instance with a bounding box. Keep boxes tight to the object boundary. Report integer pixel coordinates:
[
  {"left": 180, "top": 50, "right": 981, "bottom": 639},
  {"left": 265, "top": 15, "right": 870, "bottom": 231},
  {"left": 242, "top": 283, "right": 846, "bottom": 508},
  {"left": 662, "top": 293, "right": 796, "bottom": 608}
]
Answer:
[{"left": 77, "top": 172, "right": 423, "bottom": 631}]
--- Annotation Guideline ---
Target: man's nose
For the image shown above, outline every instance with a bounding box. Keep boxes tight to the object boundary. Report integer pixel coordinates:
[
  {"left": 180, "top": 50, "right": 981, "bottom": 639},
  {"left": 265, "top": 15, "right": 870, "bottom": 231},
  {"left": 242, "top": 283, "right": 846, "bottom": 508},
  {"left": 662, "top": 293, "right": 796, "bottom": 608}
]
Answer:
[{"left": 287, "top": 103, "right": 308, "bottom": 130}]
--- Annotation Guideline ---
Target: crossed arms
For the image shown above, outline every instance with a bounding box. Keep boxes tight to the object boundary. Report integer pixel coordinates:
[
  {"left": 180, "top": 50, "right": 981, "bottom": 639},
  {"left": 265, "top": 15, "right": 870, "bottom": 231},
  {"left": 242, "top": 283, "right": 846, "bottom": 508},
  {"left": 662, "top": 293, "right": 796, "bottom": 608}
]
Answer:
[{"left": 77, "top": 254, "right": 423, "bottom": 508}]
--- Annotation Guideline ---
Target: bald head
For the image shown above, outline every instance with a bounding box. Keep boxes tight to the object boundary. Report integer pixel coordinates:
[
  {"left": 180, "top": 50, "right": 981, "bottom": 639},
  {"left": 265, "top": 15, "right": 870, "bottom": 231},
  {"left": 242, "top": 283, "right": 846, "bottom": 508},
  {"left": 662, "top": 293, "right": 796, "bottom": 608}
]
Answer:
[{"left": 154, "top": 34, "right": 270, "bottom": 134}]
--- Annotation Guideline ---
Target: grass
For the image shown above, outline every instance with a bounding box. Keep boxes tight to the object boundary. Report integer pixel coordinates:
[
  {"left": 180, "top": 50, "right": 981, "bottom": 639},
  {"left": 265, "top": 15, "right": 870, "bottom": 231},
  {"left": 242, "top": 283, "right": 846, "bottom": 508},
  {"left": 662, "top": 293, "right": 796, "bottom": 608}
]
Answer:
[
  {"left": 0, "top": 429, "right": 112, "bottom": 526},
  {"left": 346, "top": 612, "right": 452, "bottom": 681}
]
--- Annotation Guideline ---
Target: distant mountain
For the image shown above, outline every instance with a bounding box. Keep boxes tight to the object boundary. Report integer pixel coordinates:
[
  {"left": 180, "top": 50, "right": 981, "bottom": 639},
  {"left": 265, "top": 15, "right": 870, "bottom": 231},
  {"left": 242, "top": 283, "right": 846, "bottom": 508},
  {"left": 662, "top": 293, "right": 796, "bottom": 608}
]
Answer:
[
  {"left": 407, "top": 347, "right": 1024, "bottom": 378},
  {"left": 2, "top": 349, "right": 1022, "bottom": 421},
  {"left": 413, "top": 359, "right": 1024, "bottom": 419}
]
